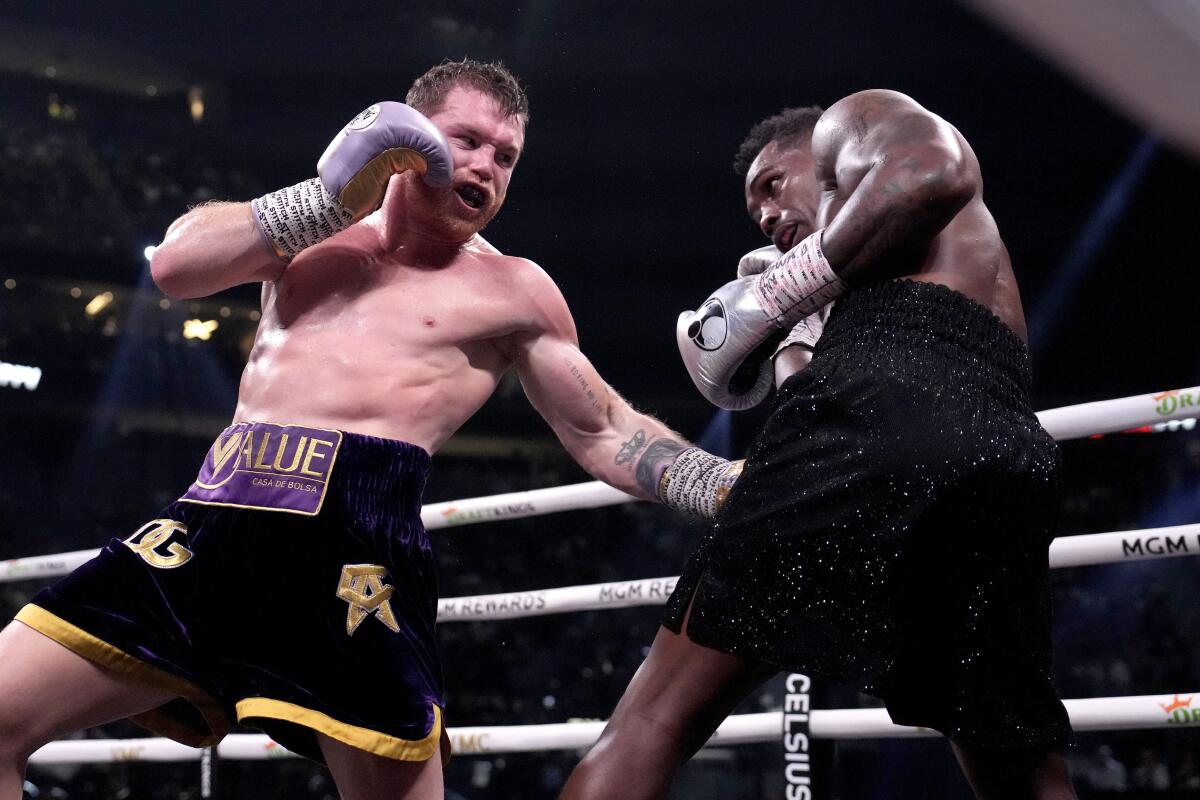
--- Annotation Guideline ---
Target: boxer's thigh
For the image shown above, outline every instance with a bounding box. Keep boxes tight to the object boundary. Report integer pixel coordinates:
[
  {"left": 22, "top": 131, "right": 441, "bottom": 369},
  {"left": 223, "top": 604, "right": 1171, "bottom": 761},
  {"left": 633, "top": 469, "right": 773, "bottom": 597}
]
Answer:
[
  {"left": 319, "top": 733, "right": 444, "bottom": 800},
  {"left": 563, "top": 619, "right": 774, "bottom": 800},
  {"left": 0, "top": 620, "right": 175, "bottom": 757}
]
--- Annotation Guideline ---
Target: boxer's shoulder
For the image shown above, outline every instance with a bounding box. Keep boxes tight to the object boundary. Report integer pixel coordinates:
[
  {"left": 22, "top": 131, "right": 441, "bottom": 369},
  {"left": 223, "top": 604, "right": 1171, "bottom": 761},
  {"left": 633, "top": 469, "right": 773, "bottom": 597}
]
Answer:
[
  {"left": 474, "top": 252, "right": 576, "bottom": 345},
  {"left": 463, "top": 233, "right": 503, "bottom": 256},
  {"left": 461, "top": 245, "right": 544, "bottom": 291},
  {"left": 511, "top": 258, "right": 573, "bottom": 333},
  {"left": 464, "top": 244, "right": 558, "bottom": 296},
  {"left": 820, "top": 89, "right": 923, "bottom": 130},
  {"left": 816, "top": 91, "right": 948, "bottom": 155}
]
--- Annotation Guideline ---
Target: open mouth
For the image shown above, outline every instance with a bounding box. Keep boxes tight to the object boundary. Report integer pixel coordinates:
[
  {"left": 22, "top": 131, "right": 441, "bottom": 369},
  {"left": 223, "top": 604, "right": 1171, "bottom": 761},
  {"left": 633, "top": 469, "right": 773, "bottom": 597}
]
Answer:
[
  {"left": 455, "top": 184, "right": 487, "bottom": 210},
  {"left": 774, "top": 222, "right": 798, "bottom": 252}
]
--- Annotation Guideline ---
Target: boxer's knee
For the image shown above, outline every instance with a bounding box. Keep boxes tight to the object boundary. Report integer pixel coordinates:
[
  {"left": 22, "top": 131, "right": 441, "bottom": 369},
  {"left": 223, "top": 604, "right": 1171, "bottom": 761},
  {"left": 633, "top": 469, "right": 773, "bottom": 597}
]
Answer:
[
  {"left": 0, "top": 702, "right": 40, "bottom": 770},
  {"left": 562, "top": 714, "right": 686, "bottom": 800},
  {"left": 0, "top": 683, "right": 54, "bottom": 768},
  {"left": 0, "top": 633, "right": 47, "bottom": 765}
]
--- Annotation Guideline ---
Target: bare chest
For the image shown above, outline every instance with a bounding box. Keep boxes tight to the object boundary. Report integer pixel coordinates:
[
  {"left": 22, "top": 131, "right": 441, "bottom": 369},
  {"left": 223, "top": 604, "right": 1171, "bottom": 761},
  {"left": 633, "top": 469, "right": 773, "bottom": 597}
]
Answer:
[{"left": 260, "top": 252, "right": 526, "bottom": 352}]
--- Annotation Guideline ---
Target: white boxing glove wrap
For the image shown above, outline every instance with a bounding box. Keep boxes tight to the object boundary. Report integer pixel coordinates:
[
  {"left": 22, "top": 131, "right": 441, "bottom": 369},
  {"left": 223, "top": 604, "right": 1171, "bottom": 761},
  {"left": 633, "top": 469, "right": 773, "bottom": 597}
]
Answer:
[
  {"left": 251, "top": 102, "right": 453, "bottom": 262},
  {"left": 251, "top": 178, "right": 354, "bottom": 260},
  {"left": 752, "top": 229, "right": 847, "bottom": 325},
  {"left": 658, "top": 448, "right": 743, "bottom": 519}
]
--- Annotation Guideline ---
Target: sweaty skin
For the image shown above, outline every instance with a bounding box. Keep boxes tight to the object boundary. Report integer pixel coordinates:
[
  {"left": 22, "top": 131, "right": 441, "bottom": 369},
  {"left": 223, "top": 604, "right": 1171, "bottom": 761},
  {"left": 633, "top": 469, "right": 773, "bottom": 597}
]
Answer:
[
  {"left": 151, "top": 87, "right": 685, "bottom": 498},
  {"left": 560, "top": 92, "right": 1077, "bottom": 800},
  {"left": 743, "top": 138, "right": 822, "bottom": 383},
  {"left": 812, "top": 89, "right": 1028, "bottom": 341},
  {"left": 0, "top": 85, "right": 710, "bottom": 800},
  {"left": 744, "top": 139, "right": 821, "bottom": 255},
  {"left": 237, "top": 222, "right": 552, "bottom": 453}
]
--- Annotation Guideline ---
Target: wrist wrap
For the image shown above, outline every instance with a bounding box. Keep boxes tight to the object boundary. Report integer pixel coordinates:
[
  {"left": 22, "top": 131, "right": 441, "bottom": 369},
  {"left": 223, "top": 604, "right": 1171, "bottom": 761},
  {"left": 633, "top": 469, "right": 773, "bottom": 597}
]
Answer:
[
  {"left": 658, "top": 448, "right": 742, "bottom": 519},
  {"left": 753, "top": 228, "right": 847, "bottom": 324},
  {"left": 251, "top": 178, "right": 355, "bottom": 261}
]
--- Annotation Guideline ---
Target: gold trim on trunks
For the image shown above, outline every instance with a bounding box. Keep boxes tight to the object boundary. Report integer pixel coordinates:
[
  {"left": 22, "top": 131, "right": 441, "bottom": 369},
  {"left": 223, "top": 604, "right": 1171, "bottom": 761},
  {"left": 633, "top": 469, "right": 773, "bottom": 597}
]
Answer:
[
  {"left": 236, "top": 698, "right": 444, "bottom": 761},
  {"left": 15, "top": 604, "right": 229, "bottom": 746}
]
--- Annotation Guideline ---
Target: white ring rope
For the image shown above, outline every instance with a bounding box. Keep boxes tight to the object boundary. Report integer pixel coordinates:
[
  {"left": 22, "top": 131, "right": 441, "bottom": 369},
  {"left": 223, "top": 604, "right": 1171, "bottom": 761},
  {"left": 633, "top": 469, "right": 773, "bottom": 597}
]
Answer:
[
  {"left": 1, "top": 549, "right": 99, "bottom": 583},
  {"left": 3, "top": 387, "right": 1198, "bottom": 590},
  {"left": 419, "top": 385, "right": 1200, "bottom": 531},
  {"left": 1036, "top": 386, "right": 1199, "bottom": 441},
  {"left": 14, "top": 386, "right": 1200, "bottom": 768},
  {"left": 7, "top": 523, "right": 1197, "bottom": 618},
  {"left": 28, "top": 692, "right": 1200, "bottom": 764},
  {"left": 434, "top": 523, "right": 1200, "bottom": 622},
  {"left": 423, "top": 480, "right": 632, "bottom": 530}
]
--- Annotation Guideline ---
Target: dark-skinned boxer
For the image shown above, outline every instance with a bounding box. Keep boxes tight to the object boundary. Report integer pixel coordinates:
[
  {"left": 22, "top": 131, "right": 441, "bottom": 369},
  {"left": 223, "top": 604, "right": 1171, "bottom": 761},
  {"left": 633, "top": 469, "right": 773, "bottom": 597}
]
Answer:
[{"left": 563, "top": 90, "right": 1076, "bottom": 800}]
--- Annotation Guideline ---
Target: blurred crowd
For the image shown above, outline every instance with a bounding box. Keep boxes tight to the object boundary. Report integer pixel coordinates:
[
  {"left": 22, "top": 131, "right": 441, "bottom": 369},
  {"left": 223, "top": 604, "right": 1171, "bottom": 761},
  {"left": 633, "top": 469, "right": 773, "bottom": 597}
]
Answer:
[{"left": 0, "top": 75, "right": 261, "bottom": 259}]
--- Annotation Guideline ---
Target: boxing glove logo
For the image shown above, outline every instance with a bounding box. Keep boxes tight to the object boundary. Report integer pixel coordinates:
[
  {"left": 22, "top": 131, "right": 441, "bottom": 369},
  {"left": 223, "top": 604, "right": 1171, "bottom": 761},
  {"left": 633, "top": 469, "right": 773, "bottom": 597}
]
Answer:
[
  {"left": 687, "top": 298, "right": 728, "bottom": 351},
  {"left": 347, "top": 104, "right": 381, "bottom": 132}
]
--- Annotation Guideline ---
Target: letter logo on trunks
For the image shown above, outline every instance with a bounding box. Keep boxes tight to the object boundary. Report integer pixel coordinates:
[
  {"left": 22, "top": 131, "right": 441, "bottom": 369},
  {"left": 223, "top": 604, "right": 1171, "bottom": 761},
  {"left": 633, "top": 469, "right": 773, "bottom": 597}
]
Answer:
[
  {"left": 182, "top": 422, "right": 342, "bottom": 515},
  {"left": 124, "top": 519, "right": 193, "bottom": 569},
  {"left": 336, "top": 564, "right": 401, "bottom": 636}
]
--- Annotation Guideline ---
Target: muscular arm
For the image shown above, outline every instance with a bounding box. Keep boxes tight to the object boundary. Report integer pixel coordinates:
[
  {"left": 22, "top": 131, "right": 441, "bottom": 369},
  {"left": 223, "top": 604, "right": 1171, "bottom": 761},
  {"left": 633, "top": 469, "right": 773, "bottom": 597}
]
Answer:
[
  {"left": 517, "top": 333, "right": 692, "bottom": 501},
  {"left": 511, "top": 271, "right": 692, "bottom": 501},
  {"left": 813, "top": 89, "right": 980, "bottom": 280},
  {"left": 150, "top": 202, "right": 285, "bottom": 299}
]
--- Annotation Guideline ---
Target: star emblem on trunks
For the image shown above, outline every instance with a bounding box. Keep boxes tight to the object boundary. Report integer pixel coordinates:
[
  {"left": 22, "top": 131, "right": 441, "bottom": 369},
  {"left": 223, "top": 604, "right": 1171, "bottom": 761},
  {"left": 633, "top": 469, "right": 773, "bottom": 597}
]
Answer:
[{"left": 336, "top": 564, "right": 401, "bottom": 636}]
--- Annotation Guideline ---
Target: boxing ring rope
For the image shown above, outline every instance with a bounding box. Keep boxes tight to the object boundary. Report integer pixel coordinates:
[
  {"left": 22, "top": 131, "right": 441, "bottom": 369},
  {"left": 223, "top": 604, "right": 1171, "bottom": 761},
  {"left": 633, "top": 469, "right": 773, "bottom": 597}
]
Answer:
[
  {"left": 28, "top": 692, "right": 1200, "bottom": 764},
  {"left": 4, "top": 386, "right": 1199, "bottom": 586},
  {"left": 420, "top": 385, "right": 1200, "bottom": 530},
  {"left": 9, "top": 385, "right": 1200, "bottom": 768},
  {"left": 435, "top": 522, "right": 1200, "bottom": 621},
  {"left": 5, "top": 386, "right": 1199, "bottom": 592},
  {"left": 6, "top": 522, "right": 1198, "bottom": 618}
]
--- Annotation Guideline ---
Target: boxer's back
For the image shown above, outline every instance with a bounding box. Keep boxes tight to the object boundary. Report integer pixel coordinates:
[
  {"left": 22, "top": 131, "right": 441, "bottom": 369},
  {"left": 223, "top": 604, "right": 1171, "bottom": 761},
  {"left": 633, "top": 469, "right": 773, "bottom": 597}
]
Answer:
[
  {"left": 234, "top": 223, "right": 540, "bottom": 452},
  {"left": 813, "top": 90, "right": 1027, "bottom": 341}
]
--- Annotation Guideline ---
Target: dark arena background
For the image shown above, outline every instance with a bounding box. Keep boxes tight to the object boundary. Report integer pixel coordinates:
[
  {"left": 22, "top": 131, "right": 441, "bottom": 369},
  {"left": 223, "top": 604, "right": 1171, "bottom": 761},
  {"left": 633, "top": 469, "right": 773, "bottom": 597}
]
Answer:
[{"left": 2, "top": 1, "right": 1200, "bottom": 798}]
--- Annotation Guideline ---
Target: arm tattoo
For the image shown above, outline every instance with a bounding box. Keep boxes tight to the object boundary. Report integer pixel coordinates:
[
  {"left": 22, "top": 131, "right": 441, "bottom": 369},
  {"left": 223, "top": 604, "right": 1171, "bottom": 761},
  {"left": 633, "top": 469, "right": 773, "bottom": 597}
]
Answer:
[
  {"left": 564, "top": 357, "right": 605, "bottom": 414},
  {"left": 614, "top": 429, "right": 647, "bottom": 466},
  {"left": 634, "top": 437, "right": 687, "bottom": 496}
]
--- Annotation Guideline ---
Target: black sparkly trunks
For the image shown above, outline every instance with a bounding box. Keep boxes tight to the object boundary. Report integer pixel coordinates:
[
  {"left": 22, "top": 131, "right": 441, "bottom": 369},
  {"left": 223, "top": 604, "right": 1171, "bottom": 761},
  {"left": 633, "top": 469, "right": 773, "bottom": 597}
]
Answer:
[
  {"left": 663, "top": 280, "right": 1073, "bottom": 751},
  {"left": 19, "top": 422, "right": 445, "bottom": 763}
]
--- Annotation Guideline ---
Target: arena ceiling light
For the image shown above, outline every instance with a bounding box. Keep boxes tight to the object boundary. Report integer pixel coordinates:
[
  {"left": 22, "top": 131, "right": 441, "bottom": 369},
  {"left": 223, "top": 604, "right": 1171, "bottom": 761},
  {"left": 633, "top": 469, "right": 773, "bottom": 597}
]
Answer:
[
  {"left": 0, "top": 360, "right": 42, "bottom": 391},
  {"left": 85, "top": 291, "right": 114, "bottom": 317},
  {"left": 183, "top": 319, "right": 218, "bottom": 341},
  {"left": 188, "top": 87, "right": 205, "bottom": 124}
]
